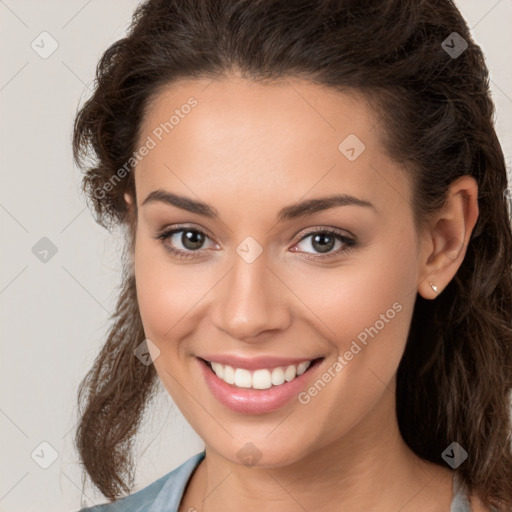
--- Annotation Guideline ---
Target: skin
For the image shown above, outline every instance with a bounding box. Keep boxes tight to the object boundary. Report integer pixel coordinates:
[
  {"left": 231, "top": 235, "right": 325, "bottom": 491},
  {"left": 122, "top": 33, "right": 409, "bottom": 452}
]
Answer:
[{"left": 123, "top": 75, "right": 481, "bottom": 511}]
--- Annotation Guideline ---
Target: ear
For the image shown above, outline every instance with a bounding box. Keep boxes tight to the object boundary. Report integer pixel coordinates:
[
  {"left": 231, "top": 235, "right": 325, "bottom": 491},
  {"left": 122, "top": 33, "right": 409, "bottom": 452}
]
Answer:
[
  {"left": 123, "top": 191, "right": 137, "bottom": 230},
  {"left": 417, "top": 175, "right": 479, "bottom": 300},
  {"left": 124, "top": 192, "right": 133, "bottom": 206}
]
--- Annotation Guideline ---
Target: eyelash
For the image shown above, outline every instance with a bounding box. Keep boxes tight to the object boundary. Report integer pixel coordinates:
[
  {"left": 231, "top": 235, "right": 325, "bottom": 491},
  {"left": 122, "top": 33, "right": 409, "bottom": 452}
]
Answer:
[{"left": 153, "top": 225, "right": 357, "bottom": 261}]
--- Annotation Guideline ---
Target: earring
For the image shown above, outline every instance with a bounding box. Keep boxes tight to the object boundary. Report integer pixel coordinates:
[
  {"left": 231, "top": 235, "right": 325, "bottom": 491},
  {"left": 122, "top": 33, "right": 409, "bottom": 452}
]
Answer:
[{"left": 429, "top": 282, "right": 438, "bottom": 293}]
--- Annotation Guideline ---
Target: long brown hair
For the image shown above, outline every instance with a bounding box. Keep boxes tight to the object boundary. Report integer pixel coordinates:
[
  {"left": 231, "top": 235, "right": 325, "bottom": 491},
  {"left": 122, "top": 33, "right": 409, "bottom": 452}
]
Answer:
[{"left": 72, "top": 0, "right": 512, "bottom": 508}]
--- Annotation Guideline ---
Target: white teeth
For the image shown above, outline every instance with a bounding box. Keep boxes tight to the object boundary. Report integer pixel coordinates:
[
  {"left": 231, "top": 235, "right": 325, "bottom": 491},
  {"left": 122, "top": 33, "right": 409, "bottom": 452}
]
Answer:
[
  {"left": 296, "top": 361, "right": 310, "bottom": 375},
  {"left": 271, "top": 367, "right": 285, "bottom": 386},
  {"left": 208, "top": 360, "right": 313, "bottom": 389},
  {"left": 211, "top": 362, "right": 224, "bottom": 379},
  {"left": 284, "top": 365, "right": 296, "bottom": 382},
  {"left": 223, "top": 365, "right": 235, "bottom": 384},
  {"left": 234, "top": 368, "right": 252, "bottom": 388},
  {"left": 252, "top": 369, "right": 272, "bottom": 389}
]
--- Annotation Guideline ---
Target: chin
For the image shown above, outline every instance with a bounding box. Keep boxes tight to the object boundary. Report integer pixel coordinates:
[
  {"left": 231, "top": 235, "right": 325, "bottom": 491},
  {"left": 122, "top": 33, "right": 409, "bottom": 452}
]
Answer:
[{"left": 206, "top": 435, "right": 315, "bottom": 469}]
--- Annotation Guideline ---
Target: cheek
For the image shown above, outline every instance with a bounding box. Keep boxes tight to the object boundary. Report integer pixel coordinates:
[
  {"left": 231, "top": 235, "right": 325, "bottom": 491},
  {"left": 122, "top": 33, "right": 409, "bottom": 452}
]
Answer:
[
  {"left": 133, "top": 240, "right": 211, "bottom": 407},
  {"left": 134, "top": 237, "right": 199, "bottom": 344},
  {"left": 285, "top": 230, "right": 418, "bottom": 391},
  {"left": 281, "top": 239, "right": 417, "bottom": 440}
]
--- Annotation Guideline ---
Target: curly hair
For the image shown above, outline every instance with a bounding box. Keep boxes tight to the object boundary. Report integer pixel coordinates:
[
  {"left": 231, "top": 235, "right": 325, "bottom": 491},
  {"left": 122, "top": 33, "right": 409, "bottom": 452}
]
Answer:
[{"left": 72, "top": 0, "right": 512, "bottom": 509}]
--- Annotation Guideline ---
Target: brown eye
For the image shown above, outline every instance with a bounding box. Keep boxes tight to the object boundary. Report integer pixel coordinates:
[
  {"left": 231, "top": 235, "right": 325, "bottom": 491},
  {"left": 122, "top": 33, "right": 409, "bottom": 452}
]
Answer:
[
  {"left": 179, "top": 230, "right": 206, "bottom": 250},
  {"left": 292, "top": 229, "right": 357, "bottom": 260},
  {"left": 309, "top": 233, "right": 336, "bottom": 253},
  {"left": 155, "top": 226, "right": 217, "bottom": 259}
]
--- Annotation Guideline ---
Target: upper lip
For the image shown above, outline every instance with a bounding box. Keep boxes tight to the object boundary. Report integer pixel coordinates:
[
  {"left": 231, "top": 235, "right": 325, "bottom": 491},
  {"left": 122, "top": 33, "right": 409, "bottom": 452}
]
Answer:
[{"left": 199, "top": 354, "right": 322, "bottom": 371}]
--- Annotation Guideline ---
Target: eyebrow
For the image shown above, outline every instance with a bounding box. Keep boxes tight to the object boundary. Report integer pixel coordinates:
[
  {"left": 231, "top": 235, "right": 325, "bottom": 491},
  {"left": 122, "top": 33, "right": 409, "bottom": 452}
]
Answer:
[{"left": 141, "top": 189, "right": 376, "bottom": 221}]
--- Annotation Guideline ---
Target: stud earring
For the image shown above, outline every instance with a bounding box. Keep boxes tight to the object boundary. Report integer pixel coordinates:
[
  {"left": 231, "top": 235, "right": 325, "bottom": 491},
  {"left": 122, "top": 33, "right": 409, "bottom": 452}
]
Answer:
[{"left": 429, "top": 282, "right": 438, "bottom": 293}]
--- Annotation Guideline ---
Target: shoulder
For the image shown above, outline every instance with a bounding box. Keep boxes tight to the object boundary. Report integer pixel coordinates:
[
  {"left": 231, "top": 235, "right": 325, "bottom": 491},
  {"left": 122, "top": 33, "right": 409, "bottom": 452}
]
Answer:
[
  {"left": 452, "top": 474, "right": 502, "bottom": 512},
  {"left": 75, "top": 451, "right": 205, "bottom": 512}
]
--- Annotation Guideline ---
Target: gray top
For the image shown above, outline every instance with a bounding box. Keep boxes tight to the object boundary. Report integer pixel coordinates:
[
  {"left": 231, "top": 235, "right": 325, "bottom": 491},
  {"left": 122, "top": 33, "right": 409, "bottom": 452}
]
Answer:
[
  {"left": 451, "top": 471, "right": 473, "bottom": 512},
  {"left": 77, "top": 451, "right": 488, "bottom": 511}
]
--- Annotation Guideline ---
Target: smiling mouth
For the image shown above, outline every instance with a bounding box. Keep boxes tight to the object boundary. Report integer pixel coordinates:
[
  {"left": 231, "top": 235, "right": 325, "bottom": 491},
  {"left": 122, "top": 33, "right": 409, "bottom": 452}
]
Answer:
[{"left": 200, "top": 357, "right": 324, "bottom": 390}]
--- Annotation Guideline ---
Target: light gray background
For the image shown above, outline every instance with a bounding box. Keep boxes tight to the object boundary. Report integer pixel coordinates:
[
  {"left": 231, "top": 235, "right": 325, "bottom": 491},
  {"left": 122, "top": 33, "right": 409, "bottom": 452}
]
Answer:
[{"left": 1, "top": 1, "right": 511, "bottom": 511}]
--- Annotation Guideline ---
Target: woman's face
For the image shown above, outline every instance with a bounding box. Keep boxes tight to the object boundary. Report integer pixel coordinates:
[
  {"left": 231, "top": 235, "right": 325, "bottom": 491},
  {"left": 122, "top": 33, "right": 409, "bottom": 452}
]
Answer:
[{"left": 129, "top": 76, "right": 425, "bottom": 467}]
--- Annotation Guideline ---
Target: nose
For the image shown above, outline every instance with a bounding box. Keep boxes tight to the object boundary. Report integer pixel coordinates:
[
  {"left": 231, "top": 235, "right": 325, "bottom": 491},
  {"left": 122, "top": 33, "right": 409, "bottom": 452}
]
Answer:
[{"left": 210, "top": 250, "right": 292, "bottom": 342}]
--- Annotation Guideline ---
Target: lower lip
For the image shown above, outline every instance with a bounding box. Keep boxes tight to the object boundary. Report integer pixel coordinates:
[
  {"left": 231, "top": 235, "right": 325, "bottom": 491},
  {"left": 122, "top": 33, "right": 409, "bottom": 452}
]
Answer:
[{"left": 198, "top": 357, "right": 323, "bottom": 414}]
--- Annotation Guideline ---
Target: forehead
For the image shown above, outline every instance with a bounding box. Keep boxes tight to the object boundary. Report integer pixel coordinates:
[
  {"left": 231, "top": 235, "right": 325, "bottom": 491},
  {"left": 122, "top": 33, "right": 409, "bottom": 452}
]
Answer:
[{"left": 134, "top": 77, "right": 412, "bottom": 218}]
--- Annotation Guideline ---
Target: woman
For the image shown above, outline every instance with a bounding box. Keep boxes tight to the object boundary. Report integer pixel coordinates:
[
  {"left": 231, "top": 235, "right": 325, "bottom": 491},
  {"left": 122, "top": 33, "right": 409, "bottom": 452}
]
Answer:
[{"left": 73, "top": 0, "right": 512, "bottom": 510}]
